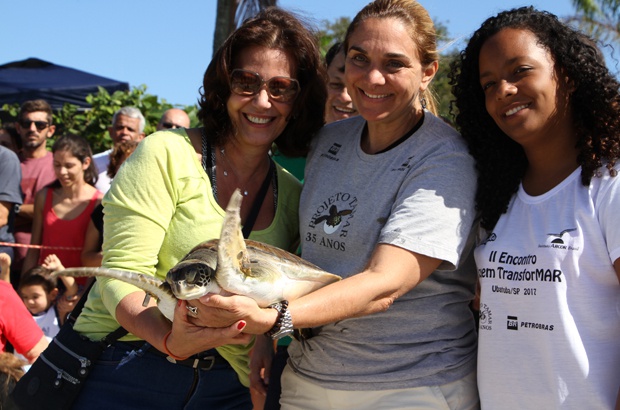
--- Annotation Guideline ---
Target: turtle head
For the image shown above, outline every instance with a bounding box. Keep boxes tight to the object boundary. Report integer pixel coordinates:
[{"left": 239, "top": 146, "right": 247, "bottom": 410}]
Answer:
[{"left": 166, "top": 259, "right": 221, "bottom": 300}]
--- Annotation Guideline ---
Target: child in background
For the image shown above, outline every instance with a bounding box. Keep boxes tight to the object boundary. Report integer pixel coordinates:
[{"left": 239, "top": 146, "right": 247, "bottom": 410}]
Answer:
[{"left": 18, "top": 254, "right": 77, "bottom": 340}]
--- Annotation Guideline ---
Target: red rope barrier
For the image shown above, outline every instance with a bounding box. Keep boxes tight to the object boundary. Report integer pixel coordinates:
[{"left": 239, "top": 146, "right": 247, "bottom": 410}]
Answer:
[{"left": 0, "top": 242, "right": 82, "bottom": 251}]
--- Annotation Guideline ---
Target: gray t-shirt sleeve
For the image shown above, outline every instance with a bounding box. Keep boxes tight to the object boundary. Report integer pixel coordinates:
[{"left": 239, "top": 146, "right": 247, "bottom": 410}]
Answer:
[{"left": 0, "top": 147, "right": 23, "bottom": 205}]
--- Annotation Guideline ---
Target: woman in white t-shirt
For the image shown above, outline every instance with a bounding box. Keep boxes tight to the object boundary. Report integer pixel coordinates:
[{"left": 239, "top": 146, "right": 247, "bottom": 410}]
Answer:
[{"left": 452, "top": 6, "right": 620, "bottom": 409}]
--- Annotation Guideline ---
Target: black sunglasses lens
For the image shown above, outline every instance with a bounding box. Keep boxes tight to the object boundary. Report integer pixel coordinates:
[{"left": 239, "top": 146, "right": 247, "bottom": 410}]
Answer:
[
  {"left": 162, "top": 122, "right": 175, "bottom": 129},
  {"left": 20, "top": 120, "right": 49, "bottom": 131}
]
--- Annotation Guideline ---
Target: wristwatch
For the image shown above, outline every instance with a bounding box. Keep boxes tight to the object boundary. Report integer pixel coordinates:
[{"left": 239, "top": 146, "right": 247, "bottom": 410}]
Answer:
[{"left": 265, "top": 300, "right": 294, "bottom": 340}]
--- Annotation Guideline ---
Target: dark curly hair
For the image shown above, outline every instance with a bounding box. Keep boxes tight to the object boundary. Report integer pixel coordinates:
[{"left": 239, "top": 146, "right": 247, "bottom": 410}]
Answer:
[
  {"left": 450, "top": 6, "right": 620, "bottom": 230},
  {"left": 197, "top": 7, "right": 327, "bottom": 157}
]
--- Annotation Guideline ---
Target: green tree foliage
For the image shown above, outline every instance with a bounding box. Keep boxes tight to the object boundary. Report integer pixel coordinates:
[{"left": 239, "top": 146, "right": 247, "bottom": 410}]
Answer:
[
  {"left": 432, "top": 50, "right": 459, "bottom": 122},
  {"left": 2, "top": 85, "right": 198, "bottom": 154},
  {"left": 567, "top": 0, "right": 620, "bottom": 45},
  {"left": 317, "top": 17, "right": 351, "bottom": 56},
  {"left": 429, "top": 20, "right": 459, "bottom": 122}
]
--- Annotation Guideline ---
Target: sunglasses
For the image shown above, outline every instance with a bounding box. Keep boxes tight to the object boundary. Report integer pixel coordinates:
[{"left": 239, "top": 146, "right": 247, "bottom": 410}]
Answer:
[
  {"left": 230, "top": 69, "right": 300, "bottom": 102},
  {"left": 19, "top": 120, "right": 50, "bottom": 131},
  {"left": 161, "top": 122, "right": 184, "bottom": 129}
]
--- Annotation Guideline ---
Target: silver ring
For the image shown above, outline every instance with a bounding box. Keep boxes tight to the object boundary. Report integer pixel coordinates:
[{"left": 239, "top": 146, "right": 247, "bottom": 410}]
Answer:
[{"left": 186, "top": 305, "right": 198, "bottom": 316}]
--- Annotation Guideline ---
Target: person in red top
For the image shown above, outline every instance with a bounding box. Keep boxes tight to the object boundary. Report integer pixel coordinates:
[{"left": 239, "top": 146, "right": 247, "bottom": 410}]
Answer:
[
  {"left": 22, "top": 134, "right": 102, "bottom": 287},
  {"left": 13, "top": 100, "right": 57, "bottom": 281},
  {"left": 37, "top": 186, "right": 99, "bottom": 268},
  {"left": 0, "top": 280, "right": 48, "bottom": 363}
]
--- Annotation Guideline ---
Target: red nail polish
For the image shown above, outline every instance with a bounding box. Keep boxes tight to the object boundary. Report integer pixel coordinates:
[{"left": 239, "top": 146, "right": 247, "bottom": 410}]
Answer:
[
  {"left": 177, "top": 300, "right": 182, "bottom": 307},
  {"left": 237, "top": 321, "right": 246, "bottom": 331}
]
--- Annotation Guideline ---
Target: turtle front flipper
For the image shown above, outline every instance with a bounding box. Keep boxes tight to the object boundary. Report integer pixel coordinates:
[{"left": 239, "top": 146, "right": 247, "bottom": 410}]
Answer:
[{"left": 218, "top": 189, "right": 253, "bottom": 279}]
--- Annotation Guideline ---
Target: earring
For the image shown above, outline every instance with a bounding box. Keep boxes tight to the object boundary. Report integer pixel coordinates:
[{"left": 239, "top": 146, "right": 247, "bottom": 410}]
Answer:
[{"left": 420, "top": 97, "right": 427, "bottom": 110}]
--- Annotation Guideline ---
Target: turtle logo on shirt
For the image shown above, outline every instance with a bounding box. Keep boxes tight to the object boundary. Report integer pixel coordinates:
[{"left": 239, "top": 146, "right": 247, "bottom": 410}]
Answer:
[
  {"left": 314, "top": 205, "right": 353, "bottom": 234},
  {"left": 480, "top": 233, "right": 497, "bottom": 245},
  {"left": 479, "top": 303, "right": 492, "bottom": 331}
]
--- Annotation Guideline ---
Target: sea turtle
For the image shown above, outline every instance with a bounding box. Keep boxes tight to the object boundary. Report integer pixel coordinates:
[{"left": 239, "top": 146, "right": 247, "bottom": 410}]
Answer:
[{"left": 53, "top": 189, "right": 340, "bottom": 321}]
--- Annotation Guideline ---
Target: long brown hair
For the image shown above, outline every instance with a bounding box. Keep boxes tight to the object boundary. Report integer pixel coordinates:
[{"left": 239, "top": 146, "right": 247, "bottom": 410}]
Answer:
[
  {"left": 198, "top": 7, "right": 327, "bottom": 157},
  {"left": 51, "top": 134, "right": 98, "bottom": 186}
]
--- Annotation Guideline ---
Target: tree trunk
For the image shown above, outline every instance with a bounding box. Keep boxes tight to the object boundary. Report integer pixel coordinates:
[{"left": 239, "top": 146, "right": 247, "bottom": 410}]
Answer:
[
  {"left": 213, "top": 0, "right": 238, "bottom": 54},
  {"left": 212, "top": 0, "right": 278, "bottom": 55}
]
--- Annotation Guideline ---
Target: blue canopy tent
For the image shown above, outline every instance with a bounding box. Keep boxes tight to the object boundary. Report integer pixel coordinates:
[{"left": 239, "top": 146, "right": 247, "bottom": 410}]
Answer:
[{"left": 0, "top": 57, "right": 129, "bottom": 110}]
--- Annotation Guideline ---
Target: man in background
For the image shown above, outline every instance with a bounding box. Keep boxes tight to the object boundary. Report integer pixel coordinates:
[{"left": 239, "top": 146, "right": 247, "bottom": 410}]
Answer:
[
  {"left": 0, "top": 146, "right": 22, "bottom": 284},
  {"left": 93, "top": 107, "right": 146, "bottom": 193},
  {"left": 12, "top": 100, "right": 56, "bottom": 283},
  {"left": 156, "top": 108, "right": 190, "bottom": 131}
]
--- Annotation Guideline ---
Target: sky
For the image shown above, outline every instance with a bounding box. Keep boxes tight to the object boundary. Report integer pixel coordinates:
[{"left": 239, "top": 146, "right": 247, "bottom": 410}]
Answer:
[{"left": 3, "top": 0, "right": 579, "bottom": 108}]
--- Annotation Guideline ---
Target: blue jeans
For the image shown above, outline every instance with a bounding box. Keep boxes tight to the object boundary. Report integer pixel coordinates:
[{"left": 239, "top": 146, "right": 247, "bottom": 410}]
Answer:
[{"left": 72, "top": 341, "right": 251, "bottom": 410}]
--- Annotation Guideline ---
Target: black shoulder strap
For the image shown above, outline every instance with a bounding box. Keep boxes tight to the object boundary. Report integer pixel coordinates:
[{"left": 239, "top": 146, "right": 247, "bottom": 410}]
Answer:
[
  {"left": 242, "top": 158, "right": 275, "bottom": 239},
  {"left": 65, "top": 280, "right": 95, "bottom": 325},
  {"left": 66, "top": 279, "right": 129, "bottom": 343}
]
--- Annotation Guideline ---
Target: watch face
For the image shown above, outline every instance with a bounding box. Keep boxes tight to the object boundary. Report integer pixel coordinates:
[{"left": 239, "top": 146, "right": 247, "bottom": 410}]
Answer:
[{"left": 14, "top": 204, "right": 21, "bottom": 214}]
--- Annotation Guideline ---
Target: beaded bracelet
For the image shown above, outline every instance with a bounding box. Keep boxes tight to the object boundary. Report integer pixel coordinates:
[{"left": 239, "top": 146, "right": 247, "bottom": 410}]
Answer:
[{"left": 162, "top": 330, "right": 189, "bottom": 361}]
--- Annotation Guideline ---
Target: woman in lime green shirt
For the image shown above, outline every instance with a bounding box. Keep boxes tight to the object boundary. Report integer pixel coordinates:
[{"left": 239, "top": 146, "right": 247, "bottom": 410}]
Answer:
[{"left": 71, "top": 8, "right": 326, "bottom": 409}]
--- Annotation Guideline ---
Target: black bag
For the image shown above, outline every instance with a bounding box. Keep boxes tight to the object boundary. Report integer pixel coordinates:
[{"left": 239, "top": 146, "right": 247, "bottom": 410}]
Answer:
[{"left": 10, "top": 283, "right": 127, "bottom": 410}]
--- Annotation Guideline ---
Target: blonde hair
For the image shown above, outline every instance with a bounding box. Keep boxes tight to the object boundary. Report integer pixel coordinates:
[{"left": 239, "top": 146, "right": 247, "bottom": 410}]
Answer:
[{"left": 344, "top": 0, "right": 439, "bottom": 115}]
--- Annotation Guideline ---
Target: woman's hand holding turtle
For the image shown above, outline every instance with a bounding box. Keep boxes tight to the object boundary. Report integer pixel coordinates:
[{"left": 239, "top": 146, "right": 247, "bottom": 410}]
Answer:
[
  {"left": 195, "top": 293, "right": 278, "bottom": 335},
  {"left": 166, "top": 299, "right": 253, "bottom": 358}
]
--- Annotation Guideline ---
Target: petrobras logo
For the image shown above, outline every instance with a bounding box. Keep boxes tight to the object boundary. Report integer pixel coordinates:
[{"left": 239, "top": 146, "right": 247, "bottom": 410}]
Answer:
[
  {"left": 320, "top": 142, "right": 342, "bottom": 161},
  {"left": 506, "top": 315, "right": 554, "bottom": 332}
]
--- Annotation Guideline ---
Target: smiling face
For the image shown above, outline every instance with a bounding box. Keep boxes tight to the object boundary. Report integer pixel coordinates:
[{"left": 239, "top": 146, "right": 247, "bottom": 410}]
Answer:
[
  {"left": 325, "top": 51, "right": 357, "bottom": 124},
  {"left": 53, "top": 149, "right": 89, "bottom": 188},
  {"left": 226, "top": 46, "right": 296, "bottom": 150},
  {"left": 345, "top": 17, "right": 436, "bottom": 130},
  {"left": 479, "top": 28, "right": 574, "bottom": 147}
]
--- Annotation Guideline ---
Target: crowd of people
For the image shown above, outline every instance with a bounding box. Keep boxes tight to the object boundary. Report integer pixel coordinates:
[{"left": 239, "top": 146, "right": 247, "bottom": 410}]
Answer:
[{"left": 0, "top": 0, "right": 618, "bottom": 409}]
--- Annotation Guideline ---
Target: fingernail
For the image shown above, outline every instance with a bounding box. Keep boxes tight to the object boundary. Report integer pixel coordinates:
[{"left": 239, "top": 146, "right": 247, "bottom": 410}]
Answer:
[
  {"left": 177, "top": 300, "right": 182, "bottom": 306},
  {"left": 237, "top": 321, "right": 246, "bottom": 331}
]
